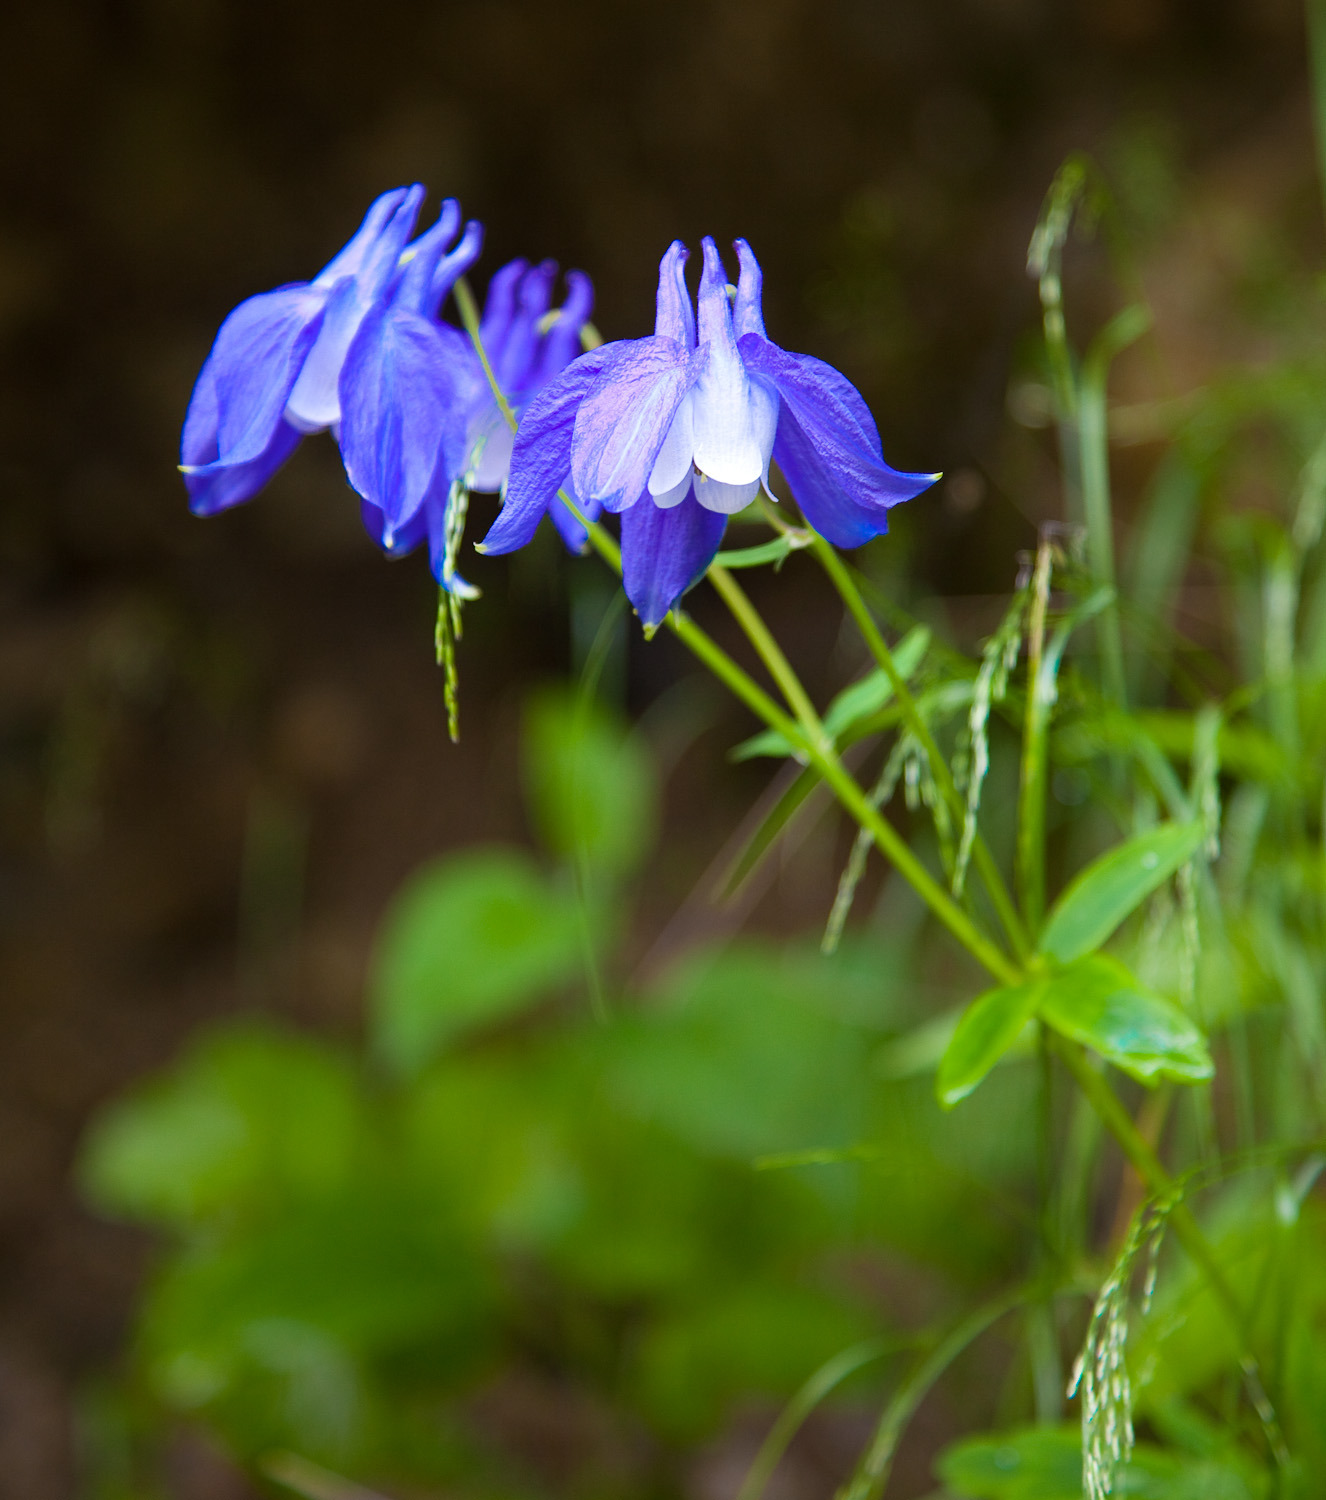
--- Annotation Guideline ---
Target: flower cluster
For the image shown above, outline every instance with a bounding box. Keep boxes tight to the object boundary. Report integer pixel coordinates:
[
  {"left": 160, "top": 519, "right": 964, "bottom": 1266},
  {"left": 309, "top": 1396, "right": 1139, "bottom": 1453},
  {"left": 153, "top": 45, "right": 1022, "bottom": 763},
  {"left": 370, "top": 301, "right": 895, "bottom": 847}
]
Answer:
[
  {"left": 180, "top": 186, "right": 594, "bottom": 589},
  {"left": 181, "top": 191, "right": 937, "bottom": 628},
  {"left": 481, "top": 237, "right": 939, "bottom": 625}
]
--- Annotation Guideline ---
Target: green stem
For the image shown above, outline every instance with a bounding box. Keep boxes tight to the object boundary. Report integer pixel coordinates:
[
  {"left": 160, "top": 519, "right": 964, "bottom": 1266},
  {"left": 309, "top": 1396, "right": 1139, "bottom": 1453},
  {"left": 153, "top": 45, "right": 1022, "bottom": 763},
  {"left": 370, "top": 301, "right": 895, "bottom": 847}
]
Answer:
[
  {"left": 1080, "top": 304, "right": 1148, "bottom": 709},
  {"left": 705, "top": 565, "right": 1022, "bottom": 987},
  {"left": 809, "top": 534, "right": 1030, "bottom": 959},
  {"left": 836, "top": 1286, "right": 1027, "bottom": 1500}
]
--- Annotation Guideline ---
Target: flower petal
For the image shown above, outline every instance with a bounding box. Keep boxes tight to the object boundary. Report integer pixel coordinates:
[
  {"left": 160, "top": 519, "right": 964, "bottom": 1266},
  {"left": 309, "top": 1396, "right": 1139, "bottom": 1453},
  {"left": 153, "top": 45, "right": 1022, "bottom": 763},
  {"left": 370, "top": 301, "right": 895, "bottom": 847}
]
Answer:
[
  {"left": 534, "top": 270, "right": 594, "bottom": 385},
  {"left": 498, "top": 260, "right": 557, "bottom": 398},
  {"left": 430, "top": 220, "right": 484, "bottom": 314},
  {"left": 739, "top": 332, "right": 885, "bottom": 460},
  {"left": 313, "top": 185, "right": 417, "bottom": 287},
  {"left": 392, "top": 199, "right": 462, "bottom": 316},
  {"left": 570, "top": 337, "right": 695, "bottom": 512},
  {"left": 654, "top": 241, "right": 696, "bottom": 347},
  {"left": 690, "top": 239, "right": 778, "bottom": 486},
  {"left": 338, "top": 303, "right": 465, "bottom": 536},
  {"left": 693, "top": 473, "right": 759, "bottom": 515},
  {"left": 287, "top": 189, "right": 426, "bottom": 431},
  {"left": 479, "top": 347, "right": 609, "bottom": 554},
  {"left": 740, "top": 335, "right": 938, "bottom": 545},
  {"left": 620, "top": 491, "right": 727, "bottom": 628},
  {"left": 202, "top": 285, "right": 328, "bottom": 463},
  {"left": 180, "top": 356, "right": 304, "bottom": 514},
  {"left": 647, "top": 390, "right": 695, "bottom": 496},
  {"left": 732, "top": 238, "right": 766, "bottom": 338}
]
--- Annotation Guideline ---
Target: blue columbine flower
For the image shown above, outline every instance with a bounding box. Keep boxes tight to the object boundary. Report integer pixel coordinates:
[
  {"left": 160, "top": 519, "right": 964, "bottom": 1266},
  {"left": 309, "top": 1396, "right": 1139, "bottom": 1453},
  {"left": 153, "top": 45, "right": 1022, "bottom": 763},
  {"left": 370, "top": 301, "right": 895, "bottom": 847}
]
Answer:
[
  {"left": 460, "top": 260, "right": 598, "bottom": 551},
  {"left": 180, "top": 185, "right": 482, "bottom": 531},
  {"left": 480, "top": 237, "right": 939, "bottom": 628},
  {"left": 350, "top": 255, "right": 594, "bottom": 587}
]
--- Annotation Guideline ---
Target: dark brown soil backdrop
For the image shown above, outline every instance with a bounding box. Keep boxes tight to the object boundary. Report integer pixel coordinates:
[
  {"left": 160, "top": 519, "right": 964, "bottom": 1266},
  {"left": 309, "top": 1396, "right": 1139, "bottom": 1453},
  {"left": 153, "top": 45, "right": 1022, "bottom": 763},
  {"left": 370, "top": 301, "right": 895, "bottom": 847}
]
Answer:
[{"left": 0, "top": 0, "right": 1317, "bottom": 1493}]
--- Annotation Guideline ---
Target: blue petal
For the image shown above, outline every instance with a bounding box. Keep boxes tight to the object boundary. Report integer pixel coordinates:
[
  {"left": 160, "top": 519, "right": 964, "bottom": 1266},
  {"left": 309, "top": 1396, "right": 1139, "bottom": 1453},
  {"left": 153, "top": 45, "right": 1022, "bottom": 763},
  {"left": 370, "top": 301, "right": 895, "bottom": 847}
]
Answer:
[
  {"left": 392, "top": 199, "right": 462, "bottom": 315},
  {"left": 739, "top": 335, "right": 937, "bottom": 544},
  {"left": 620, "top": 491, "right": 727, "bottom": 628},
  {"left": 313, "top": 186, "right": 417, "bottom": 287},
  {"left": 478, "top": 260, "right": 528, "bottom": 370},
  {"left": 732, "top": 238, "right": 766, "bottom": 338},
  {"left": 654, "top": 241, "right": 695, "bottom": 346},
  {"left": 430, "top": 220, "right": 484, "bottom": 315},
  {"left": 740, "top": 332, "right": 884, "bottom": 460},
  {"left": 570, "top": 337, "right": 696, "bottom": 512},
  {"left": 180, "top": 356, "right": 303, "bottom": 515},
  {"left": 201, "top": 285, "right": 327, "bottom": 463},
  {"left": 498, "top": 260, "right": 557, "bottom": 398},
  {"left": 360, "top": 495, "right": 428, "bottom": 557},
  {"left": 533, "top": 270, "right": 594, "bottom": 385},
  {"left": 287, "top": 189, "right": 427, "bottom": 431},
  {"left": 338, "top": 302, "right": 466, "bottom": 537},
  {"left": 479, "top": 347, "right": 610, "bottom": 554}
]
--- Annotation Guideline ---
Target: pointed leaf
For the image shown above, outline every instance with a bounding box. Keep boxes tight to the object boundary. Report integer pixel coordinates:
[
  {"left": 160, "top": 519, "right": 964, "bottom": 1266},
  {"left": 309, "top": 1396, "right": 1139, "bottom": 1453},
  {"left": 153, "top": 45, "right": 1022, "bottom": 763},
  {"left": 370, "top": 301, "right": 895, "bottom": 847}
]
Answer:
[
  {"left": 1037, "top": 954, "right": 1213, "bottom": 1084},
  {"left": 937, "top": 980, "right": 1044, "bottom": 1108},
  {"left": 1039, "top": 820, "right": 1204, "bottom": 964}
]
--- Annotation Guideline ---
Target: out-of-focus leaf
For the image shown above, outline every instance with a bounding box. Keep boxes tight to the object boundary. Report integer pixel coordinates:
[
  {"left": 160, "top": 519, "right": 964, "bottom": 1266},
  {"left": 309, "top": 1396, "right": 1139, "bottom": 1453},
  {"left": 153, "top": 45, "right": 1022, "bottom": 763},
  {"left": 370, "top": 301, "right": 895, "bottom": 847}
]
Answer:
[
  {"left": 79, "top": 1024, "right": 362, "bottom": 1230},
  {"left": 368, "top": 848, "right": 582, "bottom": 1073},
  {"left": 523, "top": 687, "right": 657, "bottom": 875},
  {"left": 937, "top": 1424, "right": 1263, "bottom": 1499},
  {"left": 139, "top": 1186, "right": 492, "bottom": 1457},
  {"left": 632, "top": 1281, "right": 880, "bottom": 1439},
  {"left": 718, "top": 764, "right": 823, "bottom": 900},
  {"left": 936, "top": 980, "right": 1044, "bottom": 1108},
  {"left": 1037, "top": 955, "right": 1213, "bottom": 1084},
  {"left": 1039, "top": 820, "right": 1204, "bottom": 963},
  {"left": 731, "top": 626, "right": 931, "bottom": 761},
  {"left": 604, "top": 944, "right": 875, "bottom": 1160}
]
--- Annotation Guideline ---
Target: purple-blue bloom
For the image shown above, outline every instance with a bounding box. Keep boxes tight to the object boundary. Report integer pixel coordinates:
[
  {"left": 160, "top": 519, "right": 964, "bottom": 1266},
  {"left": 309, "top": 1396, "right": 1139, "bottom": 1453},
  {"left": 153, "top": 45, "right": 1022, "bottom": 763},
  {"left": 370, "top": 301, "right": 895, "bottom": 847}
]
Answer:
[
  {"left": 480, "top": 237, "right": 939, "bottom": 628},
  {"left": 183, "top": 186, "right": 475, "bottom": 517}
]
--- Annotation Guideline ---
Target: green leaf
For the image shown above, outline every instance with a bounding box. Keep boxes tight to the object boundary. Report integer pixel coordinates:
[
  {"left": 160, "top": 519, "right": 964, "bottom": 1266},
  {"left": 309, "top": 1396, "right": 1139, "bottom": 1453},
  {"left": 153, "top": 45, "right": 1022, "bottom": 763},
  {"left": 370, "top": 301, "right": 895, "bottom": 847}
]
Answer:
[
  {"left": 937, "top": 1424, "right": 1263, "bottom": 1499},
  {"left": 714, "top": 536, "right": 799, "bottom": 569},
  {"left": 1039, "top": 820, "right": 1204, "bottom": 964},
  {"left": 1037, "top": 955, "right": 1213, "bottom": 1084},
  {"left": 79, "top": 1023, "right": 362, "bottom": 1229},
  {"left": 731, "top": 627, "right": 930, "bottom": 761},
  {"left": 523, "top": 687, "right": 657, "bottom": 876},
  {"left": 936, "top": 980, "right": 1044, "bottom": 1108},
  {"left": 368, "top": 847, "right": 583, "bottom": 1072}
]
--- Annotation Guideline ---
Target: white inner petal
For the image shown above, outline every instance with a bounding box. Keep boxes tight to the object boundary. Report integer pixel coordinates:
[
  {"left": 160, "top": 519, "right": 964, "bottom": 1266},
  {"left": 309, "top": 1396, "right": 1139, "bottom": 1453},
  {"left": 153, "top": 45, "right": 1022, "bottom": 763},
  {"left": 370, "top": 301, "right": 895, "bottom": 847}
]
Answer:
[
  {"left": 647, "top": 394, "right": 694, "bottom": 496},
  {"left": 651, "top": 472, "right": 693, "bottom": 509},
  {"left": 285, "top": 285, "right": 368, "bottom": 432},
  {"left": 693, "top": 473, "right": 759, "bottom": 515},
  {"left": 467, "top": 407, "right": 514, "bottom": 492},
  {"left": 690, "top": 359, "right": 778, "bottom": 486}
]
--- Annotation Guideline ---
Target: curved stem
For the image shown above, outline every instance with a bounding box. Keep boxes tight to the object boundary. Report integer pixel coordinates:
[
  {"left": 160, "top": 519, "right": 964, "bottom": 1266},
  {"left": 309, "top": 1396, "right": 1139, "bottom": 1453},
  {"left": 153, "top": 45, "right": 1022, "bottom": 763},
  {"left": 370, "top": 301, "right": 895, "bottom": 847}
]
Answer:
[
  {"left": 705, "top": 565, "right": 1021, "bottom": 987},
  {"left": 835, "top": 1286, "right": 1028, "bottom": 1500},
  {"left": 809, "top": 535, "right": 1031, "bottom": 960}
]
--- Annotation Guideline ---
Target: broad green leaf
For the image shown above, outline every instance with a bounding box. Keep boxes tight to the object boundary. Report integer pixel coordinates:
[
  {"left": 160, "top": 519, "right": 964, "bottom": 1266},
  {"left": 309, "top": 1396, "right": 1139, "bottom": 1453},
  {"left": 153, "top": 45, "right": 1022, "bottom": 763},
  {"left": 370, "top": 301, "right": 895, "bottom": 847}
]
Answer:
[
  {"left": 1039, "top": 820, "right": 1204, "bottom": 964},
  {"left": 938, "top": 1423, "right": 1262, "bottom": 1499},
  {"left": 731, "top": 627, "right": 930, "bottom": 760},
  {"left": 936, "top": 980, "right": 1044, "bottom": 1108},
  {"left": 79, "top": 1023, "right": 362, "bottom": 1229},
  {"left": 523, "top": 687, "right": 657, "bottom": 875},
  {"left": 368, "top": 848, "right": 582, "bottom": 1072},
  {"left": 1037, "top": 955, "right": 1213, "bottom": 1084}
]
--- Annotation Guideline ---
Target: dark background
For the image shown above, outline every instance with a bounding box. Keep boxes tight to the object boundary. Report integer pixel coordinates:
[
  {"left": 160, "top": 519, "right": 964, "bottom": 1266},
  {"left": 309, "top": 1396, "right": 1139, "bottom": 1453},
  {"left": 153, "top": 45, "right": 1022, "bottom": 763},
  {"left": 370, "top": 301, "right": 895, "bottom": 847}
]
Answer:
[{"left": 0, "top": 0, "right": 1317, "bottom": 1491}]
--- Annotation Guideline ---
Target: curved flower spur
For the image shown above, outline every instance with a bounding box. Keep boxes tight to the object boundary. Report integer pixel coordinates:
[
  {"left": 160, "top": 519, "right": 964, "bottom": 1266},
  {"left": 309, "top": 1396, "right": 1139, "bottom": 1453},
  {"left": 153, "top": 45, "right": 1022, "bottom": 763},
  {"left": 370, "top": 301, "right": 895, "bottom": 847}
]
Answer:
[{"left": 480, "top": 237, "right": 940, "bottom": 627}]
